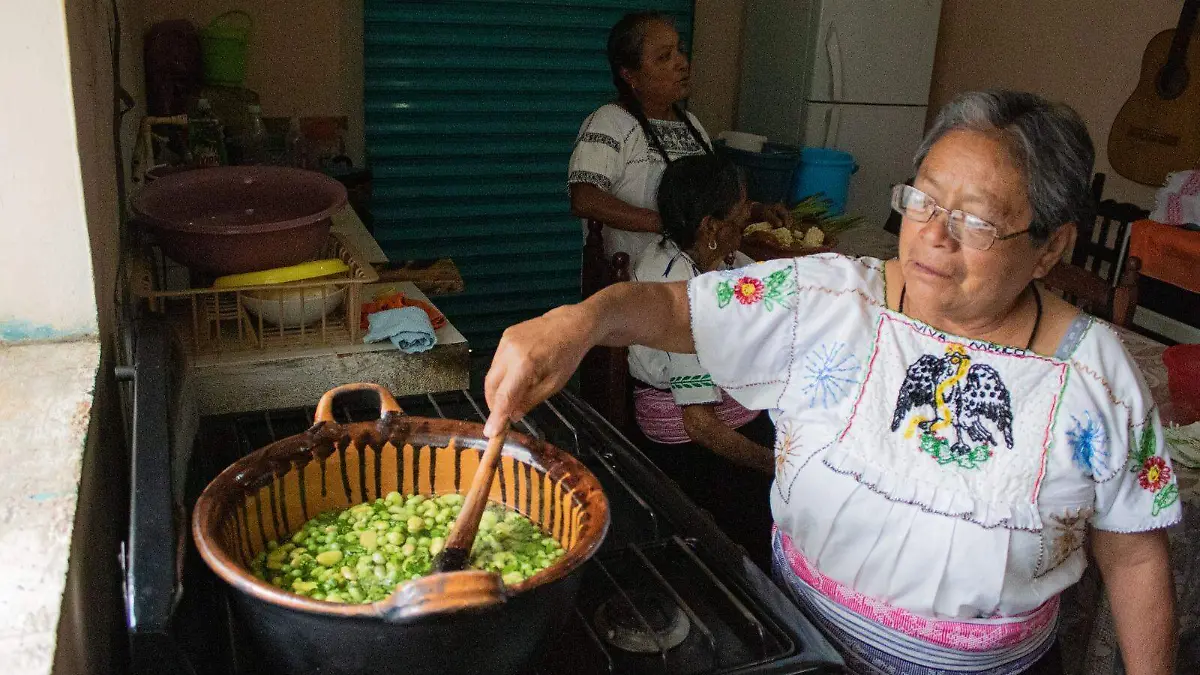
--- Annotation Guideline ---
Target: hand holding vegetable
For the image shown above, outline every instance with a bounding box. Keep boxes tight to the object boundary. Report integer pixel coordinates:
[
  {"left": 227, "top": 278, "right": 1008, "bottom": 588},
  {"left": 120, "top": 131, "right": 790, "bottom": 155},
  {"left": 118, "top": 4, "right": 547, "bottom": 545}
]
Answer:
[{"left": 751, "top": 201, "right": 793, "bottom": 228}]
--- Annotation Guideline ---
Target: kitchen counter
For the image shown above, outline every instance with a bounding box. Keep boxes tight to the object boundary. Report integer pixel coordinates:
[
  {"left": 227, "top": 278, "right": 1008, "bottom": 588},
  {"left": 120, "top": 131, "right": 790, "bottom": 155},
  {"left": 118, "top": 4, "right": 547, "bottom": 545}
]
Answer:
[
  {"left": 0, "top": 338, "right": 100, "bottom": 675},
  {"left": 186, "top": 281, "right": 469, "bottom": 416},
  {"left": 185, "top": 209, "right": 470, "bottom": 416}
]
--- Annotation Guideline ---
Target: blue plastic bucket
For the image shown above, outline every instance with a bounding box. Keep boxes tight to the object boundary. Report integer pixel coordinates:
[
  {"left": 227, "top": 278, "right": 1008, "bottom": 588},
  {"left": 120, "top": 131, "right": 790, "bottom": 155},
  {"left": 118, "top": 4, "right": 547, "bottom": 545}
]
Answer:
[
  {"left": 717, "top": 142, "right": 803, "bottom": 205},
  {"left": 792, "top": 148, "right": 857, "bottom": 214}
]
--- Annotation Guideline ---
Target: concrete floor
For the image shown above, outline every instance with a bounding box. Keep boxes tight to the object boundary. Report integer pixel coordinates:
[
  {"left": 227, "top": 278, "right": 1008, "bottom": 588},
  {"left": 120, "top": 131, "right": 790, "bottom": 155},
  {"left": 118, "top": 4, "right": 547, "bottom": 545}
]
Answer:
[{"left": 0, "top": 339, "right": 99, "bottom": 675}]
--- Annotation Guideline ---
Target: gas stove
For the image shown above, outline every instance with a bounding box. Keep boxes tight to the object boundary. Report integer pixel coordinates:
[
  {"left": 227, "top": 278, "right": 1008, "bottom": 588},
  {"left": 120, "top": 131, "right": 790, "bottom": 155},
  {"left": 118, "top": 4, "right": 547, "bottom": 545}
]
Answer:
[{"left": 122, "top": 327, "right": 843, "bottom": 674}]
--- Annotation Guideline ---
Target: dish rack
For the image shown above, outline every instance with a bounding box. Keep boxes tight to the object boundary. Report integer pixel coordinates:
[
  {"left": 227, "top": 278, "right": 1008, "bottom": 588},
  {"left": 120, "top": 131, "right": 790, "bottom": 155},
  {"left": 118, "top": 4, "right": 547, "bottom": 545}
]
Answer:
[{"left": 131, "top": 232, "right": 379, "bottom": 358}]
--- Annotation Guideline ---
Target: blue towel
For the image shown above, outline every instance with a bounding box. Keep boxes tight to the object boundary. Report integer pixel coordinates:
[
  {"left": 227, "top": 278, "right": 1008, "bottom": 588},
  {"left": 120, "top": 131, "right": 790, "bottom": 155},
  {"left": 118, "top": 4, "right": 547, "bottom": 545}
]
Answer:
[{"left": 362, "top": 306, "right": 437, "bottom": 354}]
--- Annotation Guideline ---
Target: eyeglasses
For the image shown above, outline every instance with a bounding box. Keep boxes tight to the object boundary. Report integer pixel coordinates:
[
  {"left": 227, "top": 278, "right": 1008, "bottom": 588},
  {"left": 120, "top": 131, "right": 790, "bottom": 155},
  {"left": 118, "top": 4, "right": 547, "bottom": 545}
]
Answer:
[{"left": 890, "top": 184, "right": 1030, "bottom": 251}]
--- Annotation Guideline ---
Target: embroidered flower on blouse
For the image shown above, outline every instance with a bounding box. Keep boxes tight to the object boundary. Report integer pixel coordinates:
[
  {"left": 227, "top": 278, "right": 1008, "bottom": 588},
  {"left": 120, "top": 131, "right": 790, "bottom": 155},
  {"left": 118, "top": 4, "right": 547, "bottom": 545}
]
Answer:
[
  {"left": 1138, "top": 456, "right": 1172, "bottom": 492},
  {"left": 801, "top": 342, "right": 860, "bottom": 408},
  {"left": 715, "top": 266, "right": 796, "bottom": 310},
  {"left": 1128, "top": 424, "right": 1180, "bottom": 517},
  {"left": 1066, "top": 412, "right": 1108, "bottom": 476},
  {"left": 734, "top": 277, "right": 764, "bottom": 304},
  {"left": 1037, "top": 507, "right": 1094, "bottom": 577},
  {"left": 774, "top": 422, "right": 802, "bottom": 478}
]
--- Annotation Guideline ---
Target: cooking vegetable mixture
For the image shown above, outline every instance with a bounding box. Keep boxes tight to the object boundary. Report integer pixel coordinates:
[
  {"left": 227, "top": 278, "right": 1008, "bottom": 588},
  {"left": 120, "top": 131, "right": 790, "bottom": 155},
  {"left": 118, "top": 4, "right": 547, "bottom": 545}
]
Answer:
[{"left": 250, "top": 492, "right": 565, "bottom": 603}]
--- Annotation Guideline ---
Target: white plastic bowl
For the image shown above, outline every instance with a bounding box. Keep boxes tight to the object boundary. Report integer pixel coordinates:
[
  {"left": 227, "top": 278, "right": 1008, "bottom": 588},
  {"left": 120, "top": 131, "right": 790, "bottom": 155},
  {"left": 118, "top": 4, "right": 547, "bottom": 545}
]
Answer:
[
  {"left": 241, "top": 286, "right": 347, "bottom": 328},
  {"left": 719, "top": 130, "right": 767, "bottom": 153}
]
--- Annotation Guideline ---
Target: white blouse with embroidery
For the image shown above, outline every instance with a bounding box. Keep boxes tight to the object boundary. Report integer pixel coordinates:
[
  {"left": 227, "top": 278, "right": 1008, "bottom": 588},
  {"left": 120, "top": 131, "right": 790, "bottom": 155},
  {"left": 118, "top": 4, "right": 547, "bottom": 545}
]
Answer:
[
  {"left": 567, "top": 103, "right": 711, "bottom": 268},
  {"left": 628, "top": 239, "right": 755, "bottom": 405},
  {"left": 687, "top": 254, "right": 1182, "bottom": 620}
]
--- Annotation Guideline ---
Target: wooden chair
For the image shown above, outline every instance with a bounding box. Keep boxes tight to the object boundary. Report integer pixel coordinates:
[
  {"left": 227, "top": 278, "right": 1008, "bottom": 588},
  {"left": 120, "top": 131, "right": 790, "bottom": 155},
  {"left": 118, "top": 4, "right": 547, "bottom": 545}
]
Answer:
[
  {"left": 579, "top": 220, "right": 632, "bottom": 429},
  {"left": 1040, "top": 256, "right": 1142, "bottom": 328},
  {"left": 1072, "top": 173, "right": 1149, "bottom": 285},
  {"left": 883, "top": 177, "right": 911, "bottom": 236}
]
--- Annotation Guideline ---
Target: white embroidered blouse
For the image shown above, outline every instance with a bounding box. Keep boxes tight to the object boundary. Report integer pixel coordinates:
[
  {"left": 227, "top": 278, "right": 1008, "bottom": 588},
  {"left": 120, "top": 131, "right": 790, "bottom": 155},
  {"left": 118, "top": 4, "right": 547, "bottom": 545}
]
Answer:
[
  {"left": 687, "top": 254, "right": 1182, "bottom": 619},
  {"left": 628, "top": 238, "right": 755, "bottom": 405},
  {"left": 567, "top": 103, "right": 711, "bottom": 269}
]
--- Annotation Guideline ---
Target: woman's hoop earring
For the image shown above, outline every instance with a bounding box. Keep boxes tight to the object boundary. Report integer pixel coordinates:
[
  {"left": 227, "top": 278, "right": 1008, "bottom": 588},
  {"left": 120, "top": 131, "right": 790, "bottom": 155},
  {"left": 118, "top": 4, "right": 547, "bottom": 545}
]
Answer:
[{"left": 708, "top": 240, "right": 718, "bottom": 250}]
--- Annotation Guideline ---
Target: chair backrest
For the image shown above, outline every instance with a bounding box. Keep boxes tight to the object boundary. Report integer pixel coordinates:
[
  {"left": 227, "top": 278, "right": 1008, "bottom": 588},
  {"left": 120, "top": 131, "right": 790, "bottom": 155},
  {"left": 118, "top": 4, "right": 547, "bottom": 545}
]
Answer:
[
  {"left": 1072, "top": 173, "right": 1149, "bottom": 285},
  {"left": 579, "top": 220, "right": 632, "bottom": 429},
  {"left": 1040, "top": 256, "right": 1142, "bottom": 328},
  {"left": 882, "top": 176, "right": 911, "bottom": 236}
]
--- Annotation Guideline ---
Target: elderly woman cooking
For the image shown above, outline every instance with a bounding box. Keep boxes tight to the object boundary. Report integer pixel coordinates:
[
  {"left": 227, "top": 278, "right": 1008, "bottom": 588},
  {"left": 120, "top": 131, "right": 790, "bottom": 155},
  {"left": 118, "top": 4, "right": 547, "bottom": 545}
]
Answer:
[
  {"left": 488, "top": 91, "right": 1181, "bottom": 674},
  {"left": 568, "top": 11, "right": 790, "bottom": 268}
]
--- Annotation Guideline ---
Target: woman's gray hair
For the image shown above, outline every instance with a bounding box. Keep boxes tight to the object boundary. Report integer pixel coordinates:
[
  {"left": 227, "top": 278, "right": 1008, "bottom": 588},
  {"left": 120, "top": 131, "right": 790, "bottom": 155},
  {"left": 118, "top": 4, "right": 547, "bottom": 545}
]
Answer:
[{"left": 913, "top": 90, "right": 1095, "bottom": 242}]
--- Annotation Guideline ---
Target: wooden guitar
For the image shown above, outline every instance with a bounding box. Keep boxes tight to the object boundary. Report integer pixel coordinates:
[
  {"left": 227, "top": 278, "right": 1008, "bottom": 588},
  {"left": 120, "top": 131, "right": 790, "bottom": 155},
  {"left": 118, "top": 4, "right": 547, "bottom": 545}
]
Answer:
[{"left": 1109, "top": 0, "right": 1200, "bottom": 186}]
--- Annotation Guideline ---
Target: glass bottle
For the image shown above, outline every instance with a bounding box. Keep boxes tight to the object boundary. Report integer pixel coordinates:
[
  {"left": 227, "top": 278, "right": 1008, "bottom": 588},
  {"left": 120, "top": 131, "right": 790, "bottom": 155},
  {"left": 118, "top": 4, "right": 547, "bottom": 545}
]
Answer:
[{"left": 187, "top": 98, "right": 226, "bottom": 167}]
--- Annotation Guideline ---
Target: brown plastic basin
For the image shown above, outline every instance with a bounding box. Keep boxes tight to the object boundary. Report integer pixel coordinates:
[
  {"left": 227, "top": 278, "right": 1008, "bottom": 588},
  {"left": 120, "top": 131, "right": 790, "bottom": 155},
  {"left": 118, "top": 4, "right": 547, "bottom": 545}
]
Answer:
[{"left": 131, "top": 166, "right": 347, "bottom": 275}]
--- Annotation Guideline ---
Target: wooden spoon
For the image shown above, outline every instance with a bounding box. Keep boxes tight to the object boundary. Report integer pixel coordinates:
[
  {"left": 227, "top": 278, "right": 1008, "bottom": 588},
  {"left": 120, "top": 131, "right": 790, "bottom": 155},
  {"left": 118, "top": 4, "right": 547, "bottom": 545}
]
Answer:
[{"left": 431, "top": 423, "right": 509, "bottom": 573}]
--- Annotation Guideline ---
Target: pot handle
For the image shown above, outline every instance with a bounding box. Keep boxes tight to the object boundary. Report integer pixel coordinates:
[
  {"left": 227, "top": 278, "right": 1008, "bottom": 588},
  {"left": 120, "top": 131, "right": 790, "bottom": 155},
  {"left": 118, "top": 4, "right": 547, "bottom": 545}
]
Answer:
[
  {"left": 374, "top": 569, "right": 506, "bottom": 623},
  {"left": 314, "top": 383, "right": 403, "bottom": 424}
]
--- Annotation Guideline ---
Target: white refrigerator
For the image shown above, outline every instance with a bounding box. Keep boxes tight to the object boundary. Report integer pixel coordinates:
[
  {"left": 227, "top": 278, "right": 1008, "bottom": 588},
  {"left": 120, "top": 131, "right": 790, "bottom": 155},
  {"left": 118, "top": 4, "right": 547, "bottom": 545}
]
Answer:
[{"left": 736, "top": 0, "right": 943, "bottom": 227}]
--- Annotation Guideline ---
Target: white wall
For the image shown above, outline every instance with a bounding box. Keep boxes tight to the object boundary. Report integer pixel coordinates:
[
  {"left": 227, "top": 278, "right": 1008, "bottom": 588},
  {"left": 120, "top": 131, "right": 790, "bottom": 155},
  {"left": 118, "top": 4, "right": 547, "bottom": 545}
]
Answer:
[
  {"left": 690, "top": 0, "right": 747, "bottom": 137},
  {"left": 929, "top": 0, "right": 1184, "bottom": 209},
  {"left": 0, "top": 2, "right": 97, "bottom": 340},
  {"left": 143, "top": 0, "right": 365, "bottom": 166}
]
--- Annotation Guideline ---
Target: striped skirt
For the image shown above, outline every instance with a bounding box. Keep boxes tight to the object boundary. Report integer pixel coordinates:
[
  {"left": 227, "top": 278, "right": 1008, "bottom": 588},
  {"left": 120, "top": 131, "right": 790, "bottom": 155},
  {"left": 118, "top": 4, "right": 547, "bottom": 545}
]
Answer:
[{"left": 772, "top": 529, "right": 1058, "bottom": 674}]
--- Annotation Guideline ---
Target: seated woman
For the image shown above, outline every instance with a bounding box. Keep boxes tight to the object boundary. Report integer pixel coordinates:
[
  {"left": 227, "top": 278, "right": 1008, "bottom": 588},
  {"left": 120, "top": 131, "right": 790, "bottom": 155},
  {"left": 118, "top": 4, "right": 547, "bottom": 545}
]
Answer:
[
  {"left": 568, "top": 11, "right": 790, "bottom": 269},
  {"left": 628, "top": 154, "right": 775, "bottom": 567},
  {"left": 486, "top": 91, "right": 1181, "bottom": 674}
]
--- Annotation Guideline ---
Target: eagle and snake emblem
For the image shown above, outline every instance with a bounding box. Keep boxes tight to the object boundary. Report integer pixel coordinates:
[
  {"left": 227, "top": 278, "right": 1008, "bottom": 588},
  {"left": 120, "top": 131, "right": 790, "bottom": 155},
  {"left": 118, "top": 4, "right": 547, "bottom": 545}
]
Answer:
[{"left": 890, "top": 344, "right": 1015, "bottom": 469}]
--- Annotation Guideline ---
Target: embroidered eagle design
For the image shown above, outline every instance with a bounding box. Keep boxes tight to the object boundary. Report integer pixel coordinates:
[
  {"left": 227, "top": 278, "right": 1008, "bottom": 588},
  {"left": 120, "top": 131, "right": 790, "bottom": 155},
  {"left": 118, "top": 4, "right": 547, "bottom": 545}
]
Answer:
[{"left": 890, "top": 344, "right": 1015, "bottom": 463}]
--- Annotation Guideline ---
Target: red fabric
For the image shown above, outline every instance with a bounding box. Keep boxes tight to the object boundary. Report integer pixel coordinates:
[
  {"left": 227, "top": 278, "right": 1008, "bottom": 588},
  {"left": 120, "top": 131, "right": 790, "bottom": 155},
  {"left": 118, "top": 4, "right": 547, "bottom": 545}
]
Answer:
[
  {"left": 633, "top": 385, "right": 760, "bottom": 444},
  {"left": 1128, "top": 219, "right": 1200, "bottom": 294},
  {"left": 1163, "top": 344, "right": 1200, "bottom": 424},
  {"left": 361, "top": 292, "right": 446, "bottom": 331}
]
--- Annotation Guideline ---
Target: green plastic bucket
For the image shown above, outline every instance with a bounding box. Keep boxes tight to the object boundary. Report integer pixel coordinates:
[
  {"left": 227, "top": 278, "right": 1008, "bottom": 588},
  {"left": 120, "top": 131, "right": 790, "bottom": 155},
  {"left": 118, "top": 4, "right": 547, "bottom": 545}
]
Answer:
[{"left": 201, "top": 11, "right": 252, "bottom": 86}]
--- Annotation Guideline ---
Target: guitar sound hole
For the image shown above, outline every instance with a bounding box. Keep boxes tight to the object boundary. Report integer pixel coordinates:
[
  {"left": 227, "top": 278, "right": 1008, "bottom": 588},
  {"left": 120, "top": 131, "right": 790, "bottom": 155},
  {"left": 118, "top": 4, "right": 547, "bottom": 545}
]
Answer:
[{"left": 1156, "top": 65, "right": 1190, "bottom": 100}]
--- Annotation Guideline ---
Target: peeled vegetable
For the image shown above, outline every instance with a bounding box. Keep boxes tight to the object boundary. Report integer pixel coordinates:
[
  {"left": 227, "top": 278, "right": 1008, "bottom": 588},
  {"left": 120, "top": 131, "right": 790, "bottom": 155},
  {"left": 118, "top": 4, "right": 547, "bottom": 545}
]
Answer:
[
  {"left": 769, "top": 227, "right": 795, "bottom": 247},
  {"left": 802, "top": 227, "right": 826, "bottom": 248},
  {"left": 742, "top": 194, "right": 862, "bottom": 253},
  {"left": 250, "top": 492, "right": 565, "bottom": 603}
]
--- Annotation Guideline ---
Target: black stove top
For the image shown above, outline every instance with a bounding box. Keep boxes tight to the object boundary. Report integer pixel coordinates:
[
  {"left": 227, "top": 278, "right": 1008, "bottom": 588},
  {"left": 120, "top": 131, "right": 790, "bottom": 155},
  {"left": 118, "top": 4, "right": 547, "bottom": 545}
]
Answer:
[{"left": 126, "top": 380, "right": 843, "bottom": 675}]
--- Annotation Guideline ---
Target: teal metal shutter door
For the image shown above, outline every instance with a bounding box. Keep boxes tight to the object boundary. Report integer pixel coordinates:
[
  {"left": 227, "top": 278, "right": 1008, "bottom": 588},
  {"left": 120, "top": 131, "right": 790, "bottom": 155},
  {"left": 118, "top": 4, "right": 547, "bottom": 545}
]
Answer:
[{"left": 364, "top": 0, "right": 694, "bottom": 356}]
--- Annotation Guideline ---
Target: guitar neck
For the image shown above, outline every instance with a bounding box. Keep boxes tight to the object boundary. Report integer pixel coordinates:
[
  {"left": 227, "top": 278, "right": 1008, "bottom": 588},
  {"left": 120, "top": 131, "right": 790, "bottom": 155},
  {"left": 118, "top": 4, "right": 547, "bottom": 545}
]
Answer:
[{"left": 1167, "top": 0, "right": 1200, "bottom": 68}]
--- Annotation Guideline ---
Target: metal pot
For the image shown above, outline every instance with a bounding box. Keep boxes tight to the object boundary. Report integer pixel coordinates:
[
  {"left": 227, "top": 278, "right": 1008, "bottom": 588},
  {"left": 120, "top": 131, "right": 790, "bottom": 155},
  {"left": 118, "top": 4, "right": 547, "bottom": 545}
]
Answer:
[{"left": 192, "top": 384, "right": 610, "bottom": 675}]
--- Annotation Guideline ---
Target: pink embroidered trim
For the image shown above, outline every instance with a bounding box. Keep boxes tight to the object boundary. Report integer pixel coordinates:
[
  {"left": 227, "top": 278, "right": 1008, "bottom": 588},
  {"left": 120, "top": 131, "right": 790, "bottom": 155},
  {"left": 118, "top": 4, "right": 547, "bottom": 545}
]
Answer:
[
  {"left": 633, "top": 386, "right": 759, "bottom": 444},
  {"left": 1166, "top": 172, "right": 1200, "bottom": 225},
  {"left": 1183, "top": 170, "right": 1200, "bottom": 196},
  {"left": 778, "top": 530, "right": 1059, "bottom": 652},
  {"left": 1032, "top": 366, "right": 1068, "bottom": 503}
]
